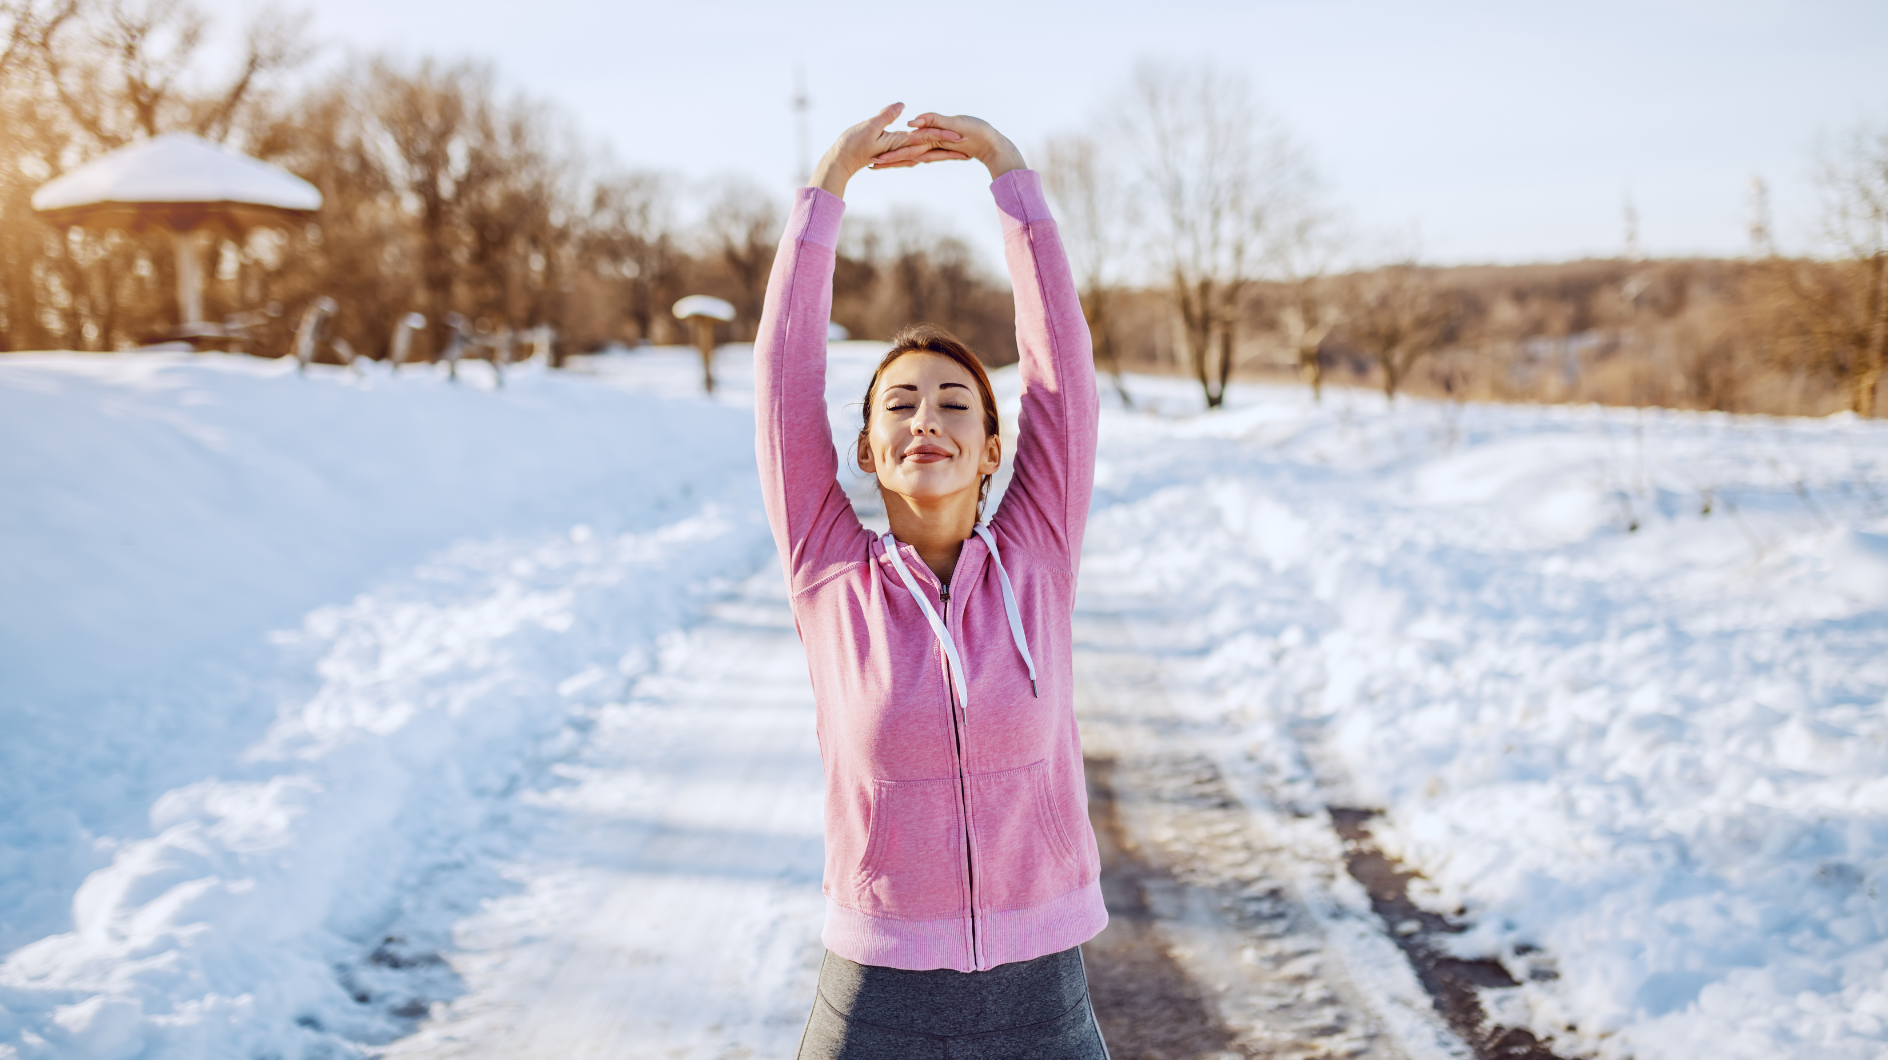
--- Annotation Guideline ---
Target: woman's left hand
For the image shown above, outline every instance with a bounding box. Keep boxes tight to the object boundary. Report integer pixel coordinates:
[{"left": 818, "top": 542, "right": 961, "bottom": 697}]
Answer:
[
  {"left": 871, "top": 113, "right": 1026, "bottom": 180},
  {"left": 811, "top": 103, "right": 970, "bottom": 198}
]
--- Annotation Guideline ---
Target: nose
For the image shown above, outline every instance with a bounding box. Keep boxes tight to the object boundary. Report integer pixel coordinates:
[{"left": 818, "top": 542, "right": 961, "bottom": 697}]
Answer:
[{"left": 909, "top": 400, "right": 941, "bottom": 435}]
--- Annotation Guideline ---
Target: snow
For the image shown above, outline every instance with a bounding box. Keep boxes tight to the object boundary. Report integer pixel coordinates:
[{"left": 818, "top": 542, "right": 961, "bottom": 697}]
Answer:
[
  {"left": 3, "top": 345, "right": 1885, "bottom": 1059},
  {"left": 1078, "top": 374, "right": 1888, "bottom": 1060},
  {"left": 30, "top": 133, "right": 321, "bottom": 214},
  {"left": 0, "top": 352, "right": 787, "bottom": 1057},
  {"left": 668, "top": 296, "right": 735, "bottom": 323}
]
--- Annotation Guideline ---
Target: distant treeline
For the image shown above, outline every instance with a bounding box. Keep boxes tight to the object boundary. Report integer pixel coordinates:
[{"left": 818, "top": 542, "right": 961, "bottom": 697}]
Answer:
[
  {"left": 1098, "top": 256, "right": 1883, "bottom": 417},
  {"left": 0, "top": 1, "right": 1021, "bottom": 365},
  {"left": 1, "top": 1, "right": 1881, "bottom": 417}
]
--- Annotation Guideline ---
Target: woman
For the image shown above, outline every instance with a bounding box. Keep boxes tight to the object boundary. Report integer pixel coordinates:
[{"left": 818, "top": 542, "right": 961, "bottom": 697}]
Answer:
[{"left": 755, "top": 103, "right": 1107, "bottom": 1059}]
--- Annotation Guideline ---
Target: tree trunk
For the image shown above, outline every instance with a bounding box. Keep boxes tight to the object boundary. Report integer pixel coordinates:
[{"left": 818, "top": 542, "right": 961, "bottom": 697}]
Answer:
[
  {"left": 1299, "top": 342, "right": 1323, "bottom": 403},
  {"left": 1084, "top": 290, "right": 1132, "bottom": 409},
  {"left": 421, "top": 192, "right": 452, "bottom": 363},
  {"left": 1209, "top": 323, "right": 1234, "bottom": 408},
  {"left": 1867, "top": 253, "right": 1887, "bottom": 417},
  {"left": 691, "top": 316, "right": 717, "bottom": 394},
  {"left": 1174, "top": 274, "right": 1216, "bottom": 410}
]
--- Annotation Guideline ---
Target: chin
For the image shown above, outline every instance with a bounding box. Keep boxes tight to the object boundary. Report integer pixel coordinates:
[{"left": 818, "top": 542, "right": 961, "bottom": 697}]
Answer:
[{"left": 882, "top": 476, "right": 975, "bottom": 503}]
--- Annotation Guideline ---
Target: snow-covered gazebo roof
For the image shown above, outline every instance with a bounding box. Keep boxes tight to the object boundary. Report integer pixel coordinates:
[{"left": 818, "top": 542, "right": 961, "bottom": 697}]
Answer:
[
  {"left": 672, "top": 295, "right": 736, "bottom": 322},
  {"left": 31, "top": 132, "right": 321, "bottom": 231}
]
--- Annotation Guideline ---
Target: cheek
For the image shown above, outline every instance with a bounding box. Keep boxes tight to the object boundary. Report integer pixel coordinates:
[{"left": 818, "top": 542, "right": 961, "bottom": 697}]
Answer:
[{"left": 869, "top": 425, "right": 899, "bottom": 463}]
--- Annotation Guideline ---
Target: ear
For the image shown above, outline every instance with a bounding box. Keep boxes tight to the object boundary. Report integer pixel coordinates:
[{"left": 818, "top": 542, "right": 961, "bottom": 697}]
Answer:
[
  {"left": 979, "top": 432, "right": 1001, "bottom": 475},
  {"left": 856, "top": 432, "right": 877, "bottom": 474}
]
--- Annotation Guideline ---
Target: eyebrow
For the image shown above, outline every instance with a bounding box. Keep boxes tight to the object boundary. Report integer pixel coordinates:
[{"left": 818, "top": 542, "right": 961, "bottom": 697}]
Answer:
[{"left": 883, "top": 382, "right": 971, "bottom": 394}]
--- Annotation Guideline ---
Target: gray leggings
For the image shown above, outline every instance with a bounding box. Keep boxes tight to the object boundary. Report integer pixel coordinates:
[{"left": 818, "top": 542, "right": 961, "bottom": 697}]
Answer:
[{"left": 793, "top": 946, "right": 1110, "bottom": 1059}]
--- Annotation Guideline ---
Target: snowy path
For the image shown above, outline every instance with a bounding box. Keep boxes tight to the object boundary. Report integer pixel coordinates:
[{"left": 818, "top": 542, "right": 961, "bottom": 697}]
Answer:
[
  {"left": 1074, "top": 612, "right": 1463, "bottom": 1060},
  {"left": 382, "top": 566, "right": 827, "bottom": 1059}
]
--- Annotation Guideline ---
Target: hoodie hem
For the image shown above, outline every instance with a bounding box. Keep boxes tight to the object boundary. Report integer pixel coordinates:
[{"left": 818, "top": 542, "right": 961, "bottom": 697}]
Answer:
[{"left": 821, "top": 879, "right": 1108, "bottom": 973}]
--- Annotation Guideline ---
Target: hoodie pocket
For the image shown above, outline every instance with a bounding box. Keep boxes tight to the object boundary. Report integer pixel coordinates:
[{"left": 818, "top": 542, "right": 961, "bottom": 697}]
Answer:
[
  {"left": 968, "top": 759, "right": 1083, "bottom": 911},
  {"left": 853, "top": 776, "right": 967, "bottom": 918}
]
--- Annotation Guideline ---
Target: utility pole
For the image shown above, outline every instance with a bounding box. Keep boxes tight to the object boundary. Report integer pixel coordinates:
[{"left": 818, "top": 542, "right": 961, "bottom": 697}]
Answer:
[
  {"left": 793, "top": 66, "right": 811, "bottom": 187},
  {"left": 1747, "top": 174, "right": 1774, "bottom": 258},
  {"left": 1622, "top": 190, "right": 1641, "bottom": 260}
]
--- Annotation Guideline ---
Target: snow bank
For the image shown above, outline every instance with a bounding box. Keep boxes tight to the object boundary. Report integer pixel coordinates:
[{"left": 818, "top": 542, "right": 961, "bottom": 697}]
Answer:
[
  {"left": 1081, "top": 376, "right": 1888, "bottom": 1060},
  {"left": 9, "top": 343, "right": 1883, "bottom": 1059},
  {"left": 0, "top": 353, "right": 774, "bottom": 1058}
]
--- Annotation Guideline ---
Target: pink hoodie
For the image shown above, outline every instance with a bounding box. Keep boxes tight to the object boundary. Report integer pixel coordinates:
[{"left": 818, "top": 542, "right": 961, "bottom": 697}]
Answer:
[{"left": 754, "top": 170, "right": 1105, "bottom": 973}]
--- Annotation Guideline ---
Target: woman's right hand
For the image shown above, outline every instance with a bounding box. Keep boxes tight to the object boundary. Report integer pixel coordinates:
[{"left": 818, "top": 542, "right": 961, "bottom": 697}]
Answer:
[
  {"left": 875, "top": 113, "right": 1026, "bottom": 182},
  {"left": 810, "top": 103, "right": 968, "bottom": 199}
]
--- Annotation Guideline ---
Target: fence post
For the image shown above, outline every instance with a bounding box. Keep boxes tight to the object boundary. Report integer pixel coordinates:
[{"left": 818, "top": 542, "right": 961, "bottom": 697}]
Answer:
[{"left": 292, "top": 297, "right": 338, "bottom": 373}]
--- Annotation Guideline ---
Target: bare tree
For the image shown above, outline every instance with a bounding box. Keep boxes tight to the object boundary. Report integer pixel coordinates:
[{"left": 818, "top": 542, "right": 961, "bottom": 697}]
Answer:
[
  {"left": 1276, "top": 284, "right": 1340, "bottom": 401},
  {"left": 584, "top": 170, "right": 681, "bottom": 342},
  {"left": 1341, "top": 263, "right": 1460, "bottom": 401},
  {"left": 1040, "top": 133, "right": 1135, "bottom": 406},
  {"left": 191, "top": 8, "right": 309, "bottom": 142},
  {"left": 1766, "top": 125, "right": 1888, "bottom": 416},
  {"left": 701, "top": 178, "right": 781, "bottom": 339},
  {"left": 0, "top": 0, "right": 70, "bottom": 80},
  {"left": 1116, "top": 59, "right": 1315, "bottom": 409},
  {"left": 1269, "top": 210, "right": 1346, "bottom": 401},
  {"left": 33, "top": 0, "right": 294, "bottom": 146},
  {"left": 326, "top": 57, "right": 516, "bottom": 356}
]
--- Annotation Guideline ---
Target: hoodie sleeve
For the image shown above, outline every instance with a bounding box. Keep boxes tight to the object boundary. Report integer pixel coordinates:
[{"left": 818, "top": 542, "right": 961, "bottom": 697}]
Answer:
[
  {"left": 986, "top": 169, "right": 1101, "bottom": 571},
  {"left": 754, "top": 186, "right": 864, "bottom": 588}
]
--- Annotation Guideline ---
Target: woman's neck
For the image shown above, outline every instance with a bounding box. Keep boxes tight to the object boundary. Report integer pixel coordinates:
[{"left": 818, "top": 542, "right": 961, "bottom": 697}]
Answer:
[{"left": 882, "top": 486, "right": 980, "bottom": 585}]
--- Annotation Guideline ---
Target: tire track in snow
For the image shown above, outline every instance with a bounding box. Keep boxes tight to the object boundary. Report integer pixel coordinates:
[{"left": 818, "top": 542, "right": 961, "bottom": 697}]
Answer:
[{"left": 1074, "top": 616, "right": 1456, "bottom": 1060}]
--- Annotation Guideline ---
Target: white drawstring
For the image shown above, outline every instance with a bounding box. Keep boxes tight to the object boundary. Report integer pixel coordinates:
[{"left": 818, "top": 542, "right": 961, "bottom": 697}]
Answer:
[
  {"left": 881, "top": 533, "right": 969, "bottom": 710},
  {"left": 879, "top": 523, "right": 1039, "bottom": 712},
  {"left": 971, "top": 524, "right": 1038, "bottom": 697}
]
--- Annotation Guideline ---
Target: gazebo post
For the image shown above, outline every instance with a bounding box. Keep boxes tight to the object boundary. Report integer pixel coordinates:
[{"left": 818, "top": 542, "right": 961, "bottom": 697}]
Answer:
[
  {"left": 171, "top": 229, "right": 205, "bottom": 326},
  {"left": 670, "top": 295, "right": 737, "bottom": 396},
  {"left": 690, "top": 316, "right": 717, "bottom": 394}
]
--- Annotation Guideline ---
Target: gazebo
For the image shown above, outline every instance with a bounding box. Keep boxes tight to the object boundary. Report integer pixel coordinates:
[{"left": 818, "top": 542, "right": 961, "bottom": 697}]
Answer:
[
  {"left": 672, "top": 294, "right": 736, "bottom": 394},
  {"left": 31, "top": 132, "right": 322, "bottom": 342}
]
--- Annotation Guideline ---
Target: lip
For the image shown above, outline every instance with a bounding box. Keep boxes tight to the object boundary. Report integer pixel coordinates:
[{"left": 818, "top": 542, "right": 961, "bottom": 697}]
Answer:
[{"left": 902, "top": 444, "right": 954, "bottom": 464}]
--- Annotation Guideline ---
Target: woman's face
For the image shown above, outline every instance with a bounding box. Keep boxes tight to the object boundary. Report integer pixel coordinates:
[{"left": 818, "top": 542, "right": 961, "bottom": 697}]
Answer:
[{"left": 857, "top": 351, "right": 1000, "bottom": 505}]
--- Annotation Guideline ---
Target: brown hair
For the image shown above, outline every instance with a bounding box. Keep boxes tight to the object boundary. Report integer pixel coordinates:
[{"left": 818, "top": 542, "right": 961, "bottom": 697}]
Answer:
[{"left": 859, "top": 323, "right": 1002, "bottom": 512}]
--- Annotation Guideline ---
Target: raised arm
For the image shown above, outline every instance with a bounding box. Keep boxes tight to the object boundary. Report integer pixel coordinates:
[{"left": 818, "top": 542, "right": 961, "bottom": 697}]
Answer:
[
  {"left": 753, "top": 185, "right": 855, "bottom": 586},
  {"left": 887, "top": 114, "right": 1100, "bottom": 569},
  {"left": 987, "top": 168, "right": 1099, "bottom": 566},
  {"left": 756, "top": 105, "right": 970, "bottom": 586}
]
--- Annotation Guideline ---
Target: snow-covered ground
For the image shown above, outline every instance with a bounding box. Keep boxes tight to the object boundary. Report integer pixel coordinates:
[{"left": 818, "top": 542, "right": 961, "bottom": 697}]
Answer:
[
  {"left": 1080, "top": 374, "right": 1888, "bottom": 1060},
  {"left": 2, "top": 345, "right": 1885, "bottom": 1060},
  {"left": 0, "top": 351, "right": 792, "bottom": 1057}
]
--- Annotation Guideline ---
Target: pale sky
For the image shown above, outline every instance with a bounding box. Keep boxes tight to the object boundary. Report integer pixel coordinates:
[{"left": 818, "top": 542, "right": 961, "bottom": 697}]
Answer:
[{"left": 199, "top": 0, "right": 1886, "bottom": 271}]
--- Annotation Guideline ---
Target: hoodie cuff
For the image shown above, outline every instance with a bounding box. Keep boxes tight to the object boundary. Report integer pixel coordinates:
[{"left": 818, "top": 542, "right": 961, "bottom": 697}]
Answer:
[
  {"left": 789, "top": 186, "right": 846, "bottom": 250},
  {"left": 990, "top": 169, "right": 1051, "bottom": 233}
]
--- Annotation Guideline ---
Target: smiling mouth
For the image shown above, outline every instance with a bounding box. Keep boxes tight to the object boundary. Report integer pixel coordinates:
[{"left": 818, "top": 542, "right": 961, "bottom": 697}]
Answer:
[{"left": 903, "top": 444, "right": 954, "bottom": 464}]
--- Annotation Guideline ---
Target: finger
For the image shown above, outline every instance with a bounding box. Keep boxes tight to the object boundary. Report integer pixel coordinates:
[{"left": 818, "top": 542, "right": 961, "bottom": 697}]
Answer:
[
  {"left": 875, "top": 127, "right": 964, "bottom": 150},
  {"left": 906, "top": 112, "right": 968, "bottom": 135},
  {"left": 871, "top": 138, "right": 964, "bottom": 164},
  {"left": 901, "top": 114, "right": 964, "bottom": 139},
  {"left": 867, "top": 101, "right": 904, "bottom": 130},
  {"left": 876, "top": 127, "right": 966, "bottom": 152},
  {"left": 872, "top": 149, "right": 970, "bottom": 167}
]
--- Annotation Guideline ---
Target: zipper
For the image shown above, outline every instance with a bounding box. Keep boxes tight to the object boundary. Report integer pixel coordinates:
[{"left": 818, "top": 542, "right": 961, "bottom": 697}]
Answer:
[{"left": 936, "top": 577, "right": 980, "bottom": 968}]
